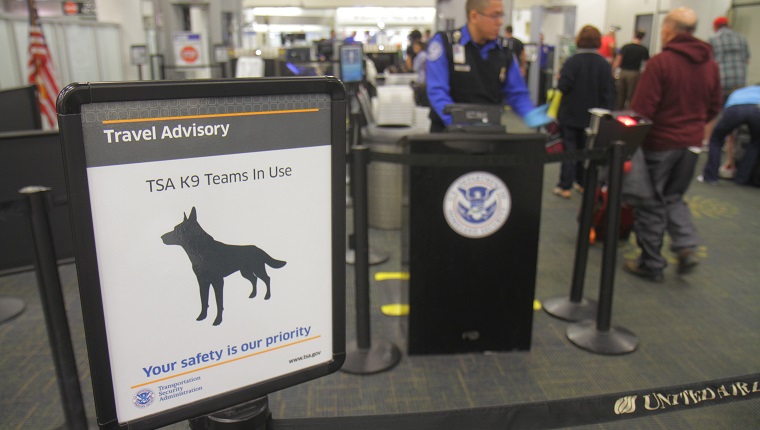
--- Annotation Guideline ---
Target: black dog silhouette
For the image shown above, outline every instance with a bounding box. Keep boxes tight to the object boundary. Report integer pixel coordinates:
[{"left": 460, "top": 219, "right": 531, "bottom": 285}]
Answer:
[{"left": 161, "top": 207, "right": 286, "bottom": 326}]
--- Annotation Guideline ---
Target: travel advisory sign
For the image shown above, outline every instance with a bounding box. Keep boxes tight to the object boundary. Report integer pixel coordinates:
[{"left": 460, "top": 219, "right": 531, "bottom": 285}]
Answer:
[{"left": 73, "top": 90, "right": 338, "bottom": 424}]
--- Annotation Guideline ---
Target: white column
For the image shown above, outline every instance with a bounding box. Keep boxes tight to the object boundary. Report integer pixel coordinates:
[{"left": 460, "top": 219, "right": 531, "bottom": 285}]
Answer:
[{"left": 95, "top": 0, "right": 146, "bottom": 81}]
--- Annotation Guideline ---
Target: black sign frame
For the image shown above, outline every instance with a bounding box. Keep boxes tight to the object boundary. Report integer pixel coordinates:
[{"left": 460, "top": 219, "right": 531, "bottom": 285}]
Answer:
[{"left": 56, "top": 77, "right": 346, "bottom": 430}]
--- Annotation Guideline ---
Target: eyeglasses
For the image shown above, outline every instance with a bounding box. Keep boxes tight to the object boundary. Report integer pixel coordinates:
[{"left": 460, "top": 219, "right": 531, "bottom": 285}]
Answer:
[{"left": 476, "top": 10, "right": 504, "bottom": 20}]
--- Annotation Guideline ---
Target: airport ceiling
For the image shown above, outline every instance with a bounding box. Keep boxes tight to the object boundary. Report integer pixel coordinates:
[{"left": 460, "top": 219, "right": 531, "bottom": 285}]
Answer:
[{"left": 242, "top": 0, "right": 435, "bottom": 7}]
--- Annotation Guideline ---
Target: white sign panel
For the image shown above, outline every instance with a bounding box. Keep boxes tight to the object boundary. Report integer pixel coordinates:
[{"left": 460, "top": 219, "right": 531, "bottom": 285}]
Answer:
[{"left": 75, "top": 92, "right": 337, "bottom": 423}]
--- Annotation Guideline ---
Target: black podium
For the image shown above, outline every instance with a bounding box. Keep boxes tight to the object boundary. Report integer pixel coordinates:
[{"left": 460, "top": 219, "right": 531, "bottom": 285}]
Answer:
[{"left": 406, "top": 133, "right": 546, "bottom": 355}]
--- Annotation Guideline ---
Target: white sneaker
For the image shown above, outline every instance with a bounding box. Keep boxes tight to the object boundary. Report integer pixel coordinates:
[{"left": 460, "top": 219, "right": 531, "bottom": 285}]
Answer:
[{"left": 697, "top": 175, "right": 717, "bottom": 185}]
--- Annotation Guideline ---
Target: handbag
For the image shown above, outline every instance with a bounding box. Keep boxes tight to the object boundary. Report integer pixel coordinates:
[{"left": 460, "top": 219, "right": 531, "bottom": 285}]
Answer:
[
  {"left": 621, "top": 148, "right": 655, "bottom": 206},
  {"left": 544, "top": 120, "right": 563, "bottom": 154}
]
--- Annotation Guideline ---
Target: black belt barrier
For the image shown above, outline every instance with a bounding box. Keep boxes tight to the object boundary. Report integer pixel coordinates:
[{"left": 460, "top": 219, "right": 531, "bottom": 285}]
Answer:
[
  {"left": 271, "top": 372, "right": 760, "bottom": 430},
  {"left": 368, "top": 146, "right": 608, "bottom": 167}
]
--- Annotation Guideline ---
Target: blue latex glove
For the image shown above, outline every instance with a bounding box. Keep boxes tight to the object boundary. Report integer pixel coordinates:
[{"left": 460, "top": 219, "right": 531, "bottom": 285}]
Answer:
[{"left": 524, "top": 104, "right": 553, "bottom": 128}]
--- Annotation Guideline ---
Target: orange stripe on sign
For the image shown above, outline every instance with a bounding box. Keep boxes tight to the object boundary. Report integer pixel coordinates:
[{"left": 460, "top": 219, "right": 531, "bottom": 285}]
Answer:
[
  {"left": 103, "top": 108, "right": 320, "bottom": 125},
  {"left": 130, "top": 335, "right": 321, "bottom": 389}
]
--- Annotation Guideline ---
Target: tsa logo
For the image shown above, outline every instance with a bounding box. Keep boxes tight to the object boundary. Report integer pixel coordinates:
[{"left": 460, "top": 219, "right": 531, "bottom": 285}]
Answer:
[
  {"left": 443, "top": 172, "right": 511, "bottom": 238},
  {"left": 132, "top": 388, "right": 155, "bottom": 409}
]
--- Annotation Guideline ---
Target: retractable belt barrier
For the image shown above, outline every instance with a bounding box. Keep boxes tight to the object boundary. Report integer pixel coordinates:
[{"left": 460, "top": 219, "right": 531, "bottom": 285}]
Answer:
[
  {"left": 366, "top": 146, "right": 609, "bottom": 167},
  {"left": 271, "top": 372, "right": 760, "bottom": 430},
  {"left": 0, "top": 196, "right": 29, "bottom": 219},
  {"left": 0, "top": 193, "right": 68, "bottom": 220}
]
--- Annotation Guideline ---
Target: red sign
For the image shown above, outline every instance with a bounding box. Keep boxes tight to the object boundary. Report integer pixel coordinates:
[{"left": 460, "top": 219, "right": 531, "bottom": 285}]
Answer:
[
  {"left": 180, "top": 46, "right": 199, "bottom": 63},
  {"left": 63, "top": 1, "right": 79, "bottom": 15}
]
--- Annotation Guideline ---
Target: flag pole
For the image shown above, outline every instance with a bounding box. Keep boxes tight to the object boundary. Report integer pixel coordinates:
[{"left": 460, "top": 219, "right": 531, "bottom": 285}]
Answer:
[{"left": 27, "top": 0, "right": 60, "bottom": 129}]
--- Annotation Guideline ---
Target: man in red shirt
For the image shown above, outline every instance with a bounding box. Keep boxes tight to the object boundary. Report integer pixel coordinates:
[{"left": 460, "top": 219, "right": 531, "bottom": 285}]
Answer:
[
  {"left": 625, "top": 7, "right": 722, "bottom": 282},
  {"left": 598, "top": 26, "right": 619, "bottom": 63}
]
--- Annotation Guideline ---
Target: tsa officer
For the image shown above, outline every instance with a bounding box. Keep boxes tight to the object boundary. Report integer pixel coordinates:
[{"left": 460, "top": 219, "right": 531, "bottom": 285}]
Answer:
[{"left": 426, "top": 0, "right": 536, "bottom": 132}]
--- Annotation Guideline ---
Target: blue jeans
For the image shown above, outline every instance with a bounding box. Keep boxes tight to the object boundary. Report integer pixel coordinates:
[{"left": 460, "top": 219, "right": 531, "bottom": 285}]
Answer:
[{"left": 702, "top": 104, "right": 760, "bottom": 184}]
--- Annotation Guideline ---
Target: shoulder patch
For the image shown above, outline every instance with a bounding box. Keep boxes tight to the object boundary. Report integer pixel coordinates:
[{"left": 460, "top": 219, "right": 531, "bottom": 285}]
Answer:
[{"left": 428, "top": 40, "right": 444, "bottom": 62}]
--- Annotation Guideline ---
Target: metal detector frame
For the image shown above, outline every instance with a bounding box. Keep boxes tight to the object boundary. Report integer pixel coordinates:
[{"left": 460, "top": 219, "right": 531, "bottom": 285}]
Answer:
[{"left": 56, "top": 77, "right": 346, "bottom": 430}]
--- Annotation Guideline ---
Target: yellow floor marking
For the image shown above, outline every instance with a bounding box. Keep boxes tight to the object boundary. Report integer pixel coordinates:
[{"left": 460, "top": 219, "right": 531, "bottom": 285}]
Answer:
[
  {"left": 381, "top": 304, "right": 410, "bottom": 316},
  {"left": 375, "top": 272, "right": 410, "bottom": 281}
]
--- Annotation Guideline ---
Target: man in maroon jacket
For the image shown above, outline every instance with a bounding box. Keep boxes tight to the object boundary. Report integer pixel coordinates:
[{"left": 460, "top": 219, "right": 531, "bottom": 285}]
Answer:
[{"left": 625, "top": 7, "right": 722, "bottom": 282}]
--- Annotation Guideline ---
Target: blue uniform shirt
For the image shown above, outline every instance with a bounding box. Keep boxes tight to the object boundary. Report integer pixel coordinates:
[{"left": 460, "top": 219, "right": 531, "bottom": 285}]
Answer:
[
  {"left": 725, "top": 85, "right": 760, "bottom": 108},
  {"left": 426, "top": 25, "right": 534, "bottom": 127}
]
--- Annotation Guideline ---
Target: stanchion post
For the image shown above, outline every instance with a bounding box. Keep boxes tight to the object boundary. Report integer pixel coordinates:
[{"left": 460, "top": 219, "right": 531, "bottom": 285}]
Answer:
[
  {"left": 353, "top": 146, "right": 371, "bottom": 349},
  {"left": 570, "top": 161, "right": 598, "bottom": 303},
  {"left": 20, "top": 186, "right": 89, "bottom": 430},
  {"left": 566, "top": 141, "right": 638, "bottom": 355},
  {"left": 342, "top": 146, "right": 401, "bottom": 374},
  {"left": 543, "top": 157, "right": 598, "bottom": 321},
  {"left": 345, "top": 111, "right": 390, "bottom": 267},
  {"left": 596, "top": 141, "right": 626, "bottom": 332}
]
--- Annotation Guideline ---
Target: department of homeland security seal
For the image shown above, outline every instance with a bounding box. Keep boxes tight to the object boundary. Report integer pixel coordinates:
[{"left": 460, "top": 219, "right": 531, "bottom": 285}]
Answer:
[
  {"left": 133, "top": 388, "right": 155, "bottom": 409},
  {"left": 443, "top": 171, "right": 511, "bottom": 238}
]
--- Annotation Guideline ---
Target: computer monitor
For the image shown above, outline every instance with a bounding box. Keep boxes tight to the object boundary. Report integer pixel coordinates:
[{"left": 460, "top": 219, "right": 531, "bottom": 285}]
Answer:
[
  {"left": 0, "top": 85, "right": 42, "bottom": 132},
  {"left": 282, "top": 46, "right": 311, "bottom": 62},
  {"left": 339, "top": 44, "right": 364, "bottom": 83},
  {"left": 315, "top": 40, "right": 335, "bottom": 61},
  {"left": 366, "top": 52, "right": 399, "bottom": 74}
]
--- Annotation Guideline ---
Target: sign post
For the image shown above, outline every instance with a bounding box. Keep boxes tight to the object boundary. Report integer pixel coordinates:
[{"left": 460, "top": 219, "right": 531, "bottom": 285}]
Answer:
[
  {"left": 57, "top": 77, "right": 346, "bottom": 429},
  {"left": 130, "top": 45, "right": 148, "bottom": 80}
]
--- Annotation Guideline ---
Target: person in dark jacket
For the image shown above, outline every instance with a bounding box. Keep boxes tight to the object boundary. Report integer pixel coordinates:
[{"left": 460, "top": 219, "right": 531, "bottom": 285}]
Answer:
[
  {"left": 625, "top": 7, "right": 722, "bottom": 282},
  {"left": 553, "top": 25, "right": 615, "bottom": 198}
]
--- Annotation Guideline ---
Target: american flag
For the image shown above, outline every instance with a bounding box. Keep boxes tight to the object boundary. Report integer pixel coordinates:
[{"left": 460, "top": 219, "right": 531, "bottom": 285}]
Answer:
[{"left": 27, "top": 0, "right": 59, "bottom": 128}]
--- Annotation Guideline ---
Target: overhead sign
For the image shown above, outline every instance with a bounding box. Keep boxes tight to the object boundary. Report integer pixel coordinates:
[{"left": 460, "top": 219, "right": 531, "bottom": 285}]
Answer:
[
  {"left": 61, "top": 1, "right": 96, "bottom": 16},
  {"left": 63, "top": 1, "right": 79, "bottom": 15},
  {"left": 57, "top": 78, "right": 346, "bottom": 429}
]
